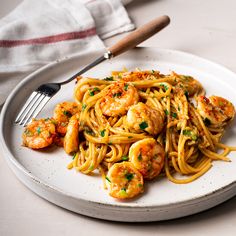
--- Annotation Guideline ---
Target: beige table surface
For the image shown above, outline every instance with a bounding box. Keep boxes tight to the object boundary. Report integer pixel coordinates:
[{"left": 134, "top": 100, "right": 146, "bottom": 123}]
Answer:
[{"left": 1, "top": 0, "right": 236, "bottom": 235}]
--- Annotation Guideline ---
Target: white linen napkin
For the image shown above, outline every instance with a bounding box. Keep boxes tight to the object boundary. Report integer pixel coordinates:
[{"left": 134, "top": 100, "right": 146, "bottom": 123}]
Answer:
[{"left": 0, "top": 0, "right": 134, "bottom": 105}]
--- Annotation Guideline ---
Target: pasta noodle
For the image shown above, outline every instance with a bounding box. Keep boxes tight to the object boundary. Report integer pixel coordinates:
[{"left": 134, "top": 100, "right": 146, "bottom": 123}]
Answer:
[{"left": 22, "top": 69, "right": 236, "bottom": 199}]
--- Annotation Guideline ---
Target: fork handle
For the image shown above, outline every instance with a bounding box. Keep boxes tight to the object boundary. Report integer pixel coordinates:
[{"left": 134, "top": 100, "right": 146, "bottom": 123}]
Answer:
[{"left": 108, "top": 15, "right": 170, "bottom": 57}]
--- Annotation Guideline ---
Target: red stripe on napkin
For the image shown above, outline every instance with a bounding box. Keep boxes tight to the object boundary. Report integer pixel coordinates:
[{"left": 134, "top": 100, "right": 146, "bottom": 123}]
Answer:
[{"left": 0, "top": 28, "right": 97, "bottom": 48}]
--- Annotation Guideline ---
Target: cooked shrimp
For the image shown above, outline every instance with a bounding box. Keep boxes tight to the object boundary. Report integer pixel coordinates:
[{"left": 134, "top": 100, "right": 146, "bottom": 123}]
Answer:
[
  {"left": 64, "top": 113, "right": 80, "bottom": 154},
  {"left": 100, "top": 82, "right": 139, "bottom": 117},
  {"left": 53, "top": 101, "right": 80, "bottom": 135},
  {"left": 129, "top": 138, "right": 165, "bottom": 180},
  {"left": 126, "top": 102, "right": 164, "bottom": 135},
  {"left": 115, "top": 70, "right": 160, "bottom": 82},
  {"left": 174, "top": 73, "right": 204, "bottom": 97},
  {"left": 197, "top": 95, "right": 235, "bottom": 126},
  {"left": 107, "top": 162, "right": 144, "bottom": 199},
  {"left": 22, "top": 118, "right": 56, "bottom": 149}
]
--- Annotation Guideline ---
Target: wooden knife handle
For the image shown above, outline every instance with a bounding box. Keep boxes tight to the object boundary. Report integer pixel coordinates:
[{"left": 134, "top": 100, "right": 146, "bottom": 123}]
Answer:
[{"left": 108, "top": 15, "right": 170, "bottom": 57}]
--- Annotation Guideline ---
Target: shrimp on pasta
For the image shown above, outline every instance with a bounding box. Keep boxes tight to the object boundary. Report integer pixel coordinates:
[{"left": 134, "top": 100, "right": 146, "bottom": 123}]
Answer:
[
  {"left": 22, "top": 69, "right": 236, "bottom": 200},
  {"left": 22, "top": 118, "right": 56, "bottom": 149}
]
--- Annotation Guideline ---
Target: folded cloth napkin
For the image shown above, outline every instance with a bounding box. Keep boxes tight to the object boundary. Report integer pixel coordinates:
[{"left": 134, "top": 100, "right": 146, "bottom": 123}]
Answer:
[{"left": 0, "top": 0, "right": 134, "bottom": 105}]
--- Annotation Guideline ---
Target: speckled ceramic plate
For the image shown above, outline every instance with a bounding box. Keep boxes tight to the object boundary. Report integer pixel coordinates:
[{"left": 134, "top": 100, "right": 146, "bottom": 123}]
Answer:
[{"left": 1, "top": 47, "right": 236, "bottom": 222}]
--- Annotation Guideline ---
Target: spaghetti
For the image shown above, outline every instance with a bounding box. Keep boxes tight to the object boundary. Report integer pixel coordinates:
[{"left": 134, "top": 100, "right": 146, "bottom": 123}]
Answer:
[{"left": 22, "top": 69, "right": 236, "bottom": 199}]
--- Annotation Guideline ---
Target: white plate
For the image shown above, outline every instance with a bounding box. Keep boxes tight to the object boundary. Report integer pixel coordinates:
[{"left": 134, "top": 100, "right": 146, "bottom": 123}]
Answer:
[{"left": 1, "top": 47, "right": 236, "bottom": 222}]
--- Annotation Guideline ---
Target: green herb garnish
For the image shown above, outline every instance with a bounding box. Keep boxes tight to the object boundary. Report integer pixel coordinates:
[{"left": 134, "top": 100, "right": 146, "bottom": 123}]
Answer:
[
  {"left": 100, "top": 129, "right": 105, "bottom": 137},
  {"left": 120, "top": 188, "right": 127, "bottom": 197},
  {"left": 105, "top": 176, "right": 111, "bottom": 183},
  {"left": 72, "top": 153, "right": 76, "bottom": 160},
  {"left": 89, "top": 89, "right": 94, "bottom": 96},
  {"left": 164, "top": 109, "right": 169, "bottom": 116},
  {"left": 124, "top": 84, "right": 129, "bottom": 91},
  {"left": 128, "top": 136, "right": 133, "bottom": 139},
  {"left": 125, "top": 173, "right": 134, "bottom": 181},
  {"left": 112, "top": 92, "right": 122, "bottom": 98},
  {"left": 89, "top": 87, "right": 100, "bottom": 96},
  {"left": 138, "top": 153, "right": 142, "bottom": 161},
  {"left": 82, "top": 104, "right": 87, "bottom": 111},
  {"left": 160, "top": 83, "right": 168, "bottom": 92},
  {"left": 36, "top": 127, "right": 41, "bottom": 134},
  {"left": 183, "top": 129, "right": 192, "bottom": 136},
  {"left": 63, "top": 110, "right": 72, "bottom": 117},
  {"left": 172, "top": 112, "right": 177, "bottom": 118},
  {"left": 103, "top": 76, "right": 114, "bottom": 81},
  {"left": 88, "top": 165, "right": 94, "bottom": 171},
  {"left": 122, "top": 156, "right": 129, "bottom": 161},
  {"left": 183, "top": 129, "right": 198, "bottom": 141},
  {"left": 93, "top": 87, "right": 100, "bottom": 92},
  {"left": 139, "top": 121, "right": 148, "bottom": 130}
]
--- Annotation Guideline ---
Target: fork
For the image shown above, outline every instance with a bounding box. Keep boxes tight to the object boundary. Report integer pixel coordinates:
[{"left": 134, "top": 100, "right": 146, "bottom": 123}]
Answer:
[{"left": 15, "top": 15, "right": 170, "bottom": 126}]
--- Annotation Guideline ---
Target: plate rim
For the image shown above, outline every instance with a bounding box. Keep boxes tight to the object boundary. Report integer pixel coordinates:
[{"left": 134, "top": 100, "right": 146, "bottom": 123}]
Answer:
[{"left": 1, "top": 46, "right": 236, "bottom": 212}]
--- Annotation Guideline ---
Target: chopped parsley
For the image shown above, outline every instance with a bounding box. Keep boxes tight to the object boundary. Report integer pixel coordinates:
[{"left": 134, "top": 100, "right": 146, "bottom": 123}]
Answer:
[
  {"left": 89, "top": 87, "right": 100, "bottom": 96},
  {"left": 164, "top": 109, "right": 169, "bottom": 116},
  {"left": 124, "top": 84, "right": 129, "bottom": 91},
  {"left": 160, "top": 83, "right": 168, "bottom": 92},
  {"left": 138, "top": 183, "right": 143, "bottom": 188},
  {"left": 105, "top": 176, "right": 111, "bottom": 183},
  {"left": 119, "top": 188, "right": 127, "bottom": 197},
  {"left": 183, "top": 129, "right": 198, "bottom": 141},
  {"left": 36, "top": 127, "right": 41, "bottom": 134},
  {"left": 93, "top": 87, "right": 100, "bottom": 92},
  {"left": 100, "top": 129, "right": 106, "bottom": 137},
  {"left": 72, "top": 153, "right": 76, "bottom": 160},
  {"left": 89, "top": 89, "right": 94, "bottom": 96},
  {"left": 63, "top": 110, "right": 72, "bottom": 117},
  {"left": 103, "top": 76, "right": 114, "bottom": 81},
  {"left": 82, "top": 104, "right": 87, "bottom": 111},
  {"left": 152, "top": 69, "right": 155, "bottom": 74},
  {"left": 112, "top": 92, "right": 122, "bottom": 98},
  {"left": 88, "top": 165, "right": 94, "bottom": 171},
  {"left": 128, "top": 136, "right": 133, "bottom": 139},
  {"left": 122, "top": 156, "right": 129, "bottom": 161},
  {"left": 138, "top": 153, "right": 142, "bottom": 161},
  {"left": 139, "top": 121, "right": 148, "bottom": 130},
  {"left": 172, "top": 112, "right": 177, "bottom": 118},
  {"left": 183, "top": 129, "right": 191, "bottom": 136},
  {"left": 125, "top": 173, "right": 134, "bottom": 181}
]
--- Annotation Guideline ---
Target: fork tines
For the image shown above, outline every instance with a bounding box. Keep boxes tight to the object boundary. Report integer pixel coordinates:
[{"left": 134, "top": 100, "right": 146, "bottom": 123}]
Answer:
[{"left": 15, "top": 91, "right": 51, "bottom": 126}]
